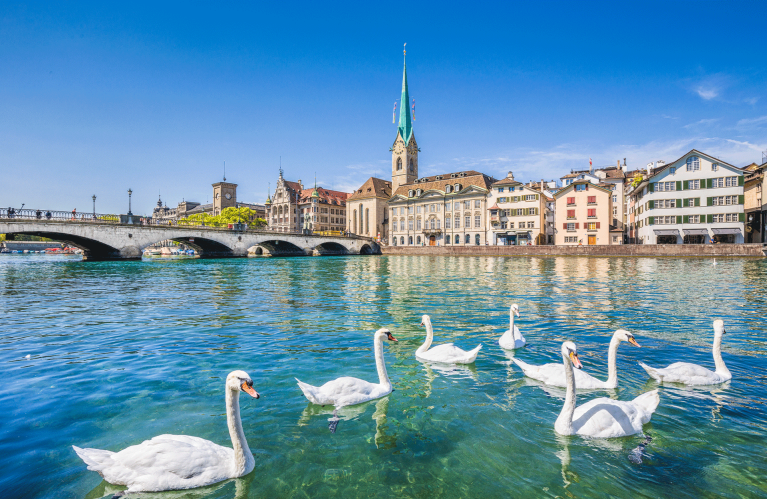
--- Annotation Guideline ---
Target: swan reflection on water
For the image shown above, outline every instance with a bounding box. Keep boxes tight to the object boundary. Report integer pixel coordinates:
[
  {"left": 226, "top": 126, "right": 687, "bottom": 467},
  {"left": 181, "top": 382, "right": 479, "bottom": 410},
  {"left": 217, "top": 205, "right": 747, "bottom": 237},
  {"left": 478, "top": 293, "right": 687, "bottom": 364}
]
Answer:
[
  {"left": 84, "top": 469, "right": 255, "bottom": 499},
  {"left": 663, "top": 382, "right": 731, "bottom": 421},
  {"left": 297, "top": 396, "right": 394, "bottom": 447}
]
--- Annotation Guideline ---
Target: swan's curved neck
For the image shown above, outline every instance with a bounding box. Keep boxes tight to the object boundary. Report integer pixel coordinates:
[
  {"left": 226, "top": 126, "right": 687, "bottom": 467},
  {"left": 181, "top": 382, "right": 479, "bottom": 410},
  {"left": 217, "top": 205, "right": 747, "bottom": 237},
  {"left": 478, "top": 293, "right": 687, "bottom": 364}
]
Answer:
[
  {"left": 417, "top": 322, "right": 433, "bottom": 354},
  {"left": 712, "top": 333, "right": 730, "bottom": 377},
  {"left": 226, "top": 387, "right": 254, "bottom": 476},
  {"left": 555, "top": 351, "right": 576, "bottom": 435},
  {"left": 374, "top": 334, "right": 392, "bottom": 389},
  {"left": 605, "top": 335, "right": 621, "bottom": 387},
  {"left": 510, "top": 309, "right": 515, "bottom": 332}
]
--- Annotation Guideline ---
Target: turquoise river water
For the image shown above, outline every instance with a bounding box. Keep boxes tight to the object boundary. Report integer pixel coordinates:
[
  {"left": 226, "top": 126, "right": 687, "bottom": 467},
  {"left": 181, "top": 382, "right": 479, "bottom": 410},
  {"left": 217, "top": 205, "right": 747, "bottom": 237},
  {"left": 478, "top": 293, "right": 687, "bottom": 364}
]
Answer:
[{"left": 1, "top": 254, "right": 766, "bottom": 498}]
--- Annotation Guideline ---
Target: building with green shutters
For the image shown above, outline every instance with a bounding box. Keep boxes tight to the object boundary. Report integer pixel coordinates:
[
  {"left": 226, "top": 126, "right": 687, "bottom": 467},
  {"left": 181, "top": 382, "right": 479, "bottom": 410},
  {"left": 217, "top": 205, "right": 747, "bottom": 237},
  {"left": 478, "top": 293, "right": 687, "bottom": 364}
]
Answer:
[{"left": 631, "top": 150, "right": 745, "bottom": 244}]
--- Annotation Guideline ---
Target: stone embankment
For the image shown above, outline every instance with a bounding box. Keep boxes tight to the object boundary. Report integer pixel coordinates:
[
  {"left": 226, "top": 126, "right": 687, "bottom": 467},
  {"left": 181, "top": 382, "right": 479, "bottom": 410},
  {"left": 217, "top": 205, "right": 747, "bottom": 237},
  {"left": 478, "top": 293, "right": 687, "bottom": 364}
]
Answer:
[{"left": 381, "top": 244, "right": 766, "bottom": 258}]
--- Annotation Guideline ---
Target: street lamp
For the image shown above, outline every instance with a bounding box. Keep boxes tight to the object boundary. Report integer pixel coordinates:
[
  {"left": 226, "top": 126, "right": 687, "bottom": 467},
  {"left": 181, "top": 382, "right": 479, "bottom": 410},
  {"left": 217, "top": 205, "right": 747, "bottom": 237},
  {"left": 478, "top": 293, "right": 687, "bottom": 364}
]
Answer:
[
  {"left": 92, "top": 195, "right": 96, "bottom": 219},
  {"left": 127, "top": 189, "right": 133, "bottom": 216}
]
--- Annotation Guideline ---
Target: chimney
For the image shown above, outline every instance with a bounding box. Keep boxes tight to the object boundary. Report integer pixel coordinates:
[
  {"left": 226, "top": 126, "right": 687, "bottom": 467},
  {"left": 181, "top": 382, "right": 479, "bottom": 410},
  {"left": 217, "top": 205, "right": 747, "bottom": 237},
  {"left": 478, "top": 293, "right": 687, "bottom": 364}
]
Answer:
[
  {"left": 298, "top": 180, "right": 303, "bottom": 189},
  {"left": 647, "top": 162, "right": 654, "bottom": 175}
]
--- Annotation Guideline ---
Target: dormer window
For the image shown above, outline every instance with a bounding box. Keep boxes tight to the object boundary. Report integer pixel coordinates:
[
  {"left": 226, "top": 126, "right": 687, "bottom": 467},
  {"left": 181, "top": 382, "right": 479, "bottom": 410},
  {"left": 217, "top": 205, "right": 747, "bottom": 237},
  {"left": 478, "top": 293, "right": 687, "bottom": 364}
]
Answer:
[
  {"left": 451, "top": 173, "right": 456, "bottom": 178},
  {"left": 454, "top": 183, "right": 461, "bottom": 192},
  {"left": 445, "top": 185, "right": 452, "bottom": 194},
  {"left": 416, "top": 189, "right": 422, "bottom": 197},
  {"left": 408, "top": 190, "right": 414, "bottom": 197}
]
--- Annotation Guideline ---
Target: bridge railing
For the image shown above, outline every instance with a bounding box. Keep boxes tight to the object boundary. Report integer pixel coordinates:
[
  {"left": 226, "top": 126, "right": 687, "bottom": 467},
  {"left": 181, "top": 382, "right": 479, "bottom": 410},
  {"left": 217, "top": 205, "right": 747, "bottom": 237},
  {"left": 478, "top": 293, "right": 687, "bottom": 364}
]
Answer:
[{"left": 0, "top": 208, "right": 368, "bottom": 238}]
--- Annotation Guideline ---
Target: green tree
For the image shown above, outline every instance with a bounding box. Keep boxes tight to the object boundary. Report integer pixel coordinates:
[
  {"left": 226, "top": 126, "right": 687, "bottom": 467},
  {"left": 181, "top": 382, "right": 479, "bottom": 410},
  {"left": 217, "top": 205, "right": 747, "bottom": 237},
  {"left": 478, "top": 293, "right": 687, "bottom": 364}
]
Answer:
[
  {"left": 0, "top": 234, "right": 6, "bottom": 243},
  {"left": 177, "top": 207, "right": 266, "bottom": 228}
]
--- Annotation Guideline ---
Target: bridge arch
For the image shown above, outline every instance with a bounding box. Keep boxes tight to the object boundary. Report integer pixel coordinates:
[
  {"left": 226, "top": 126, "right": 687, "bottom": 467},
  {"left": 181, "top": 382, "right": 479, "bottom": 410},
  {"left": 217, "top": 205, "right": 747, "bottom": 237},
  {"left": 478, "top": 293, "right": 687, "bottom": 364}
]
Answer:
[
  {"left": 313, "top": 241, "right": 350, "bottom": 256},
  {"left": 2, "top": 230, "right": 122, "bottom": 260},
  {"left": 252, "top": 239, "right": 308, "bottom": 257},
  {"left": 359, "top": 243, "right": 374, "bottom": 255},
  {"left": 150, "top": 236, "right": 235, "bottom": 258}
]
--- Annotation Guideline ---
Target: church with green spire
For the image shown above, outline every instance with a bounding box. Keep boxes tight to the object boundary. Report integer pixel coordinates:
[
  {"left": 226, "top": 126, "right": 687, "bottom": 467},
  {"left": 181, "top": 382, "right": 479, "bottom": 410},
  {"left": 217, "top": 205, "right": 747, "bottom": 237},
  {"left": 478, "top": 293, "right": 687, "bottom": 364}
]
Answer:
[{"left": 391, "top": 46, "right": 419, "bottom": 193}]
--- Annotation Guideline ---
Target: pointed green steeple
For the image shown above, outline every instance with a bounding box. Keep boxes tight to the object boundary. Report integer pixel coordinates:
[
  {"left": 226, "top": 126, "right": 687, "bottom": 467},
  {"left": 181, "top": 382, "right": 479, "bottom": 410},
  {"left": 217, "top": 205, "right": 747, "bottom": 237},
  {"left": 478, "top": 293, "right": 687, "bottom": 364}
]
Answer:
[{"left": 398, "top": 47, "right": 413, "bottom": 143}]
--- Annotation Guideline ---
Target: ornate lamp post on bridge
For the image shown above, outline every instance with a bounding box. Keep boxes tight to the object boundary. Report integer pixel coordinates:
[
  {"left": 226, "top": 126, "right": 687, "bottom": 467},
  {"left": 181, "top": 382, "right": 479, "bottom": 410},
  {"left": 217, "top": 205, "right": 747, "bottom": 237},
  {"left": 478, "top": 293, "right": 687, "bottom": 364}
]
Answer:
[
  {"left": 127, "top": 189, "right": 133, "bottom": 216},
  {"left": 92, "top": 195, "right": 96, "bottom": 219}
]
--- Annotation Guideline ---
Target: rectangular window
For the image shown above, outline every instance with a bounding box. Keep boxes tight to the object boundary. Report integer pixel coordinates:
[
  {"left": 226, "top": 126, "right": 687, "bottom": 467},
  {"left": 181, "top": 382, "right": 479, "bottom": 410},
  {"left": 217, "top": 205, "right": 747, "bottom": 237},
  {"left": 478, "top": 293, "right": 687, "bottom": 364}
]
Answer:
[
  {"left": 567, "top": 197, "right": 575, "bottom": 205},
  {"left": 567, "top": 223, "right": 575, "bottom": 231},
  {"left": 475, "top": 216, "right": 481, "bottom": 227},
  {"left": 509, "top": 222, "right": 514, "bottom": 229},
  {"left": 657, "top": 215, "right": 676, "bottom": 224},
  {"left": 436, "top": 204, "right": 440, "bottom": 212},
  {"left": 670, "top": 167, "right": 676, "bottom": 174},
  {"left": 465, "top": 216, "right": 471, "bottom": 227},
  {"left": 612, "top": 195, "right": 617, "bottom": 203},
  {"left": 688, "top": 215, "right": 700, "bottom": 224},
  {"left": 498, "top": 187, "right": 504, "bottom": 192},
  {"left": 408, "top": 219, "right": 413, "bottom": 230},
  {"left": 587, "top": 222, "right": 597, "bottom": 230},
  {"left": 524, "top": 195, "right": 536, "bottom": 201},
  {"left": 587, "top": 209, "right": 596, "bottom": 218},
  {"left": 475, "top": 200, "right": 481, "bottom": 208},
  {"left": 564, "top": 236, "right": 577, "bottom": 243},
  {"left": 445, "top": 218, "right": 451, "bottom": 229},
  {"left": 454, "top": 218, "right": 460, "bottom": 228},
  {"left": 713, "top": 214, "right": 724, "bottom": 223},
  {"left": 656, "top": 182, "right": 676, "bottom": 191},
  {"left": 726, "top": 213, "right": 738, "bottom": 222},
  {"left": 712, "top": 178, "right": 725, "bottom": 188},
  {"left": 400, "top": 220, "right": 405, "bottom": 231},
  {"left": 575, "top": 184, "right": 586, "bottom": 192},
  {"left": 712, "top": 164, "right": 718, "bottom": 171},
  {"left": 408, "top": 206, "right": 414, "bottom": 214},
  {"left": 688, "top": 180, "right": 700, "bottom": 190},
  {"left": 416, "top": 205, "right": 422, "bottom": 214},
  {"left": 416, "top": 219, "right": 421, "bottom": 230},
  {"left": 567, "top": 209, "right": 575, "bottom": 219},
  {"left": 430, "top": 204, "right": 435, "bottom": 212},
  {"left": 500, "top": 221, "right": 507, "bottom": 229},
  {"left": 464, "top": 201, "right": 471, "bottom": 210},
  {"left": 527, "top": 221, "right": 534, "bottom": 229},
  {"left": 725, "top": 176, "right": 738, "bottom": 187},
  {"left": 587, "top": 196, "right": 596, "bottom": 204},
  {"left": 445, "top": 203, "right": 451, "bottom": 211},
  {"left": 656, "top": 199, "right": 677, "bottom": 209}
]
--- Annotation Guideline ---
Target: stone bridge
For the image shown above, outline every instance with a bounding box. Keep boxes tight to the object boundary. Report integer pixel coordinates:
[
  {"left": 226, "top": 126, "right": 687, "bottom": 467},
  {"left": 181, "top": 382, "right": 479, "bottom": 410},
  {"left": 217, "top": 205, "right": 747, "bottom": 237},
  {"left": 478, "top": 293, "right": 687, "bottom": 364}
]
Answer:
[{"left": 0, "top": 220, "right": 380, "bottom": 261}]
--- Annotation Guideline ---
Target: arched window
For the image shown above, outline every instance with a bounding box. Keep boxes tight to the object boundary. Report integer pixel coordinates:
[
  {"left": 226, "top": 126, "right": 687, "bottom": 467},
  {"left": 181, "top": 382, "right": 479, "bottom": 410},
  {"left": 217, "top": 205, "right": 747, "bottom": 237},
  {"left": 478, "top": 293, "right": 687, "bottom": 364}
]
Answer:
[
  {"left": 393, "top": 238, "right": 397, "bottom": 246},
  {"left": 416, "top": 236, "right": 421, "bottom": 245},
  {"left": 408, "top": 190, "right": 414, "bottom": 198},
  {"left": 397, "top": 158, "right": 402, "bottom": 171},
  {"left": 475, "top": 234, "right": 480, "bottom": 245},
  {"left": 416, "top": 189, "right": 422, "bottom": 197},
  {"left": 465, "top": 234, "right": 471, "bottom": 244},
  {"left": 686, "top": 156, "right": 700, "bottom": 171},
  {"left": 401, "top": 236, "right": 405, "bottom": 245},
  {"left": 352, "top": 210, "right": 357, "bottom": 232},
  {"left": 365, "top": 208, "right": 370, "bottom": 234},
  {"left": 408, "top": 236, "right": 413, "bottom": 245},
  {"left": 445, "top": 185, "right": 452, "bottom": 194},
  {"left": 455, "top": 183, "right": 461, "bottom": 192},
  {"left": 455, "top": 234, "right": 460, "bottom": 244},
  {"left": 409, "top": 158, "right": 414, "bottom": 172}
]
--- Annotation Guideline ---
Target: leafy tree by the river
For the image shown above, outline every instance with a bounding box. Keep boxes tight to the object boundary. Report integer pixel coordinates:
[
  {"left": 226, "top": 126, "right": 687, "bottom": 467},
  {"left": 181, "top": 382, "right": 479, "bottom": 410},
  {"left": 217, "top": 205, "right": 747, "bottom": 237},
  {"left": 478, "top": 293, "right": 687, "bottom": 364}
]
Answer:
[{"left": 177, "top": 207, "right": 266, "bottom": 228}]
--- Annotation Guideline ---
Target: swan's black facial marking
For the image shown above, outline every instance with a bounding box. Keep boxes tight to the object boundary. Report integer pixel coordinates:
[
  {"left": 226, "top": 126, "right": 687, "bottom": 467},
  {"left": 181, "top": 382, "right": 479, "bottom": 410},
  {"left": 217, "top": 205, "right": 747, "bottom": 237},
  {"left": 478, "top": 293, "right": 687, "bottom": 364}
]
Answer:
[
  {"left": 627, "top": 335, "right": 641, "bottom": 347},
  {"left": 239, "top": 378, "right": 259, "bottom": 398},
  {"left": 386, "top": 331, "right": 398, "bottom": 342}
]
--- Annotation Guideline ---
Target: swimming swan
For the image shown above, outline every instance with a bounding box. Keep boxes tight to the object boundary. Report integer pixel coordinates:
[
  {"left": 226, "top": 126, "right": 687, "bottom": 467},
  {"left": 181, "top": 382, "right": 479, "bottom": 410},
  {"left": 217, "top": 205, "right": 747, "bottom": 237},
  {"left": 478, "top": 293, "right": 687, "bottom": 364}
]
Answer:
[
  {"left": 513, "top": 329, "right": 640, "bottom": 389},
  {"left": 415, "top": 315, "right": 482, "bottom": 364},
  {"left": 73, "top": 370, "right": 260, "bottom": 493},
  {"left": 296, "top": 328, "right": 398, "bottom": 408},
  {"left": 555, "top": 341, "right": 659, "bottom": 438},
  {"left": 498, "top": 303, "right": 526, "bottom": 350},
  {"left": 639, "top": 319, "right": 731, "bottom": 385}
]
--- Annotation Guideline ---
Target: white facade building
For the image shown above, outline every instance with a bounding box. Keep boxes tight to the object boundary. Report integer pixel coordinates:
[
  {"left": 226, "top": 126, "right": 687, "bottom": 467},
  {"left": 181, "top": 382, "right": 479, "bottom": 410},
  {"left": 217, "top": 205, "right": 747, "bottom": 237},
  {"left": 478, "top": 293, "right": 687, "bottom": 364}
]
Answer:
[{"left": 633, "top": 150, "right": 745, "bottom": 244}]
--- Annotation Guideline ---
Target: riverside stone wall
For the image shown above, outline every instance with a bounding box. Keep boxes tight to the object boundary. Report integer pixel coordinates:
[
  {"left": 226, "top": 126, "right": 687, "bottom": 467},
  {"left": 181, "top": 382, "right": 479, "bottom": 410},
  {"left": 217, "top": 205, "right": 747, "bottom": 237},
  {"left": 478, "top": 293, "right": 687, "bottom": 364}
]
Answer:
[{"left": 381, "top": 243, "right": 766, "bottom": 258}]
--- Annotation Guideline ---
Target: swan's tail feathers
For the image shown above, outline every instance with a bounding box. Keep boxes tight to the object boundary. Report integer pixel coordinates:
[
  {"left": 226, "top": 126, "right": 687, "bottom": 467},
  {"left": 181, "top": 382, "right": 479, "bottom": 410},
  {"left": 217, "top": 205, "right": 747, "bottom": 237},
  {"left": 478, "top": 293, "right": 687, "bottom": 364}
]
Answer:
[
  {"left": 633, "top": 389, "right": 660, "bottom": 421},
  {"left": 638, "top": 361, "right": 663, "bottom": 381},
  {"left": 466, "top": 344, "right": 482, "bottom": 363},
  {"left": 295, "top": 378, "right": 322, "bottom": 405},
  {"left": 73, "top": 445, "right": 114, "bottom": 474},
  {"left": 510, "top": 357, "right": 534, "bottom": 374}
]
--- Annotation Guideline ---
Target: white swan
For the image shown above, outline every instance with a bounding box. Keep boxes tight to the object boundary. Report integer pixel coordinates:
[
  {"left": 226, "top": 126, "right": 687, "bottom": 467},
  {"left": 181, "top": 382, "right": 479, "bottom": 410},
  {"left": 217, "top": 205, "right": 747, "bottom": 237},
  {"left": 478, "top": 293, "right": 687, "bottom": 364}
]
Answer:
[
  {"left": 73, "top": 371, "right": 260, "bottom": 493},
  {"left": 296, "top": 328, "right": 397, "bottom": 408},
  {"left": 555, "top": 342, "right": 660, "bottom": 438},
  {"left": 498, "top": 303, "right": 526, "bottom": 350},
  {"left": 513, "top": 329, "right": 640, "bottom": 389},
  {"left": 415, "top": 315, "right": 482, "bottom": 364},
  {"left": 639, "top": 319, "right": 731, "bottom": 385}
]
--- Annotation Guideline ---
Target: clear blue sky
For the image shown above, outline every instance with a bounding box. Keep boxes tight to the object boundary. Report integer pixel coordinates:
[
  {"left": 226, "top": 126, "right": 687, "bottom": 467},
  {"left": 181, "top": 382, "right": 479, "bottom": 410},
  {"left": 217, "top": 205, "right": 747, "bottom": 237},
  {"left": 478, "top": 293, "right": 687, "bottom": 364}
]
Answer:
[{"left": 2, "top": 1, "right": 766, "bottom": 214}]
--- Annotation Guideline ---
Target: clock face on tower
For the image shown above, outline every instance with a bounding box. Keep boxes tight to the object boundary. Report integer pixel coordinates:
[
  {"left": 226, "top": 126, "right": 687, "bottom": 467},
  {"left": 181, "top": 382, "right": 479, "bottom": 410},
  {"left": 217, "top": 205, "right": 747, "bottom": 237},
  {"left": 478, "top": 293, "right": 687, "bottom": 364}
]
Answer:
[
  {"left": 394, "top": 142, "right": 404, "bottom": 154},
  {"left": 225, "top": 193, "right": 232, "bottom": 200}
]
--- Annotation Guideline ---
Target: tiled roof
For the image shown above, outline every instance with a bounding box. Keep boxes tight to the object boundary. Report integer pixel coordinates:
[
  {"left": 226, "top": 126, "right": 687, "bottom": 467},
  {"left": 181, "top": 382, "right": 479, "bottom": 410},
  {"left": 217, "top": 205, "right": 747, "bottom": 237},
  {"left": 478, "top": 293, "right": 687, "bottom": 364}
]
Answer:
[
  {"left": 298, "top": 187, "right": 348, "bottom": 205},
  {"left": 392, "top": 170, "right": 496, "bottom": 197},
  {"left": 348, "top": 177, "right": 392, "bottom": 201},
  {"left": 492, "top": 176, "right": 523, "bottom": 187},
  {"left": 284, "top": 181, "right": 303, "bottom": 193}
]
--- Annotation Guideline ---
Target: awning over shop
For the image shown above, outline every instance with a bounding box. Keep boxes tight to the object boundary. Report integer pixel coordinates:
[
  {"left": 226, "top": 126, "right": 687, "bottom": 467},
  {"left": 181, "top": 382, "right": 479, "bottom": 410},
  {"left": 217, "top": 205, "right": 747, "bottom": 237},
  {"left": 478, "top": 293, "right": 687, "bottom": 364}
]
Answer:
[
  {"left": 711, "top": 228, "right": 741, "bottom": 235},
  {"left": 653, "top": 229, "right": 679, "bottom": 235},
  {"left": 683, "top": 229, "right": 709, "bottom": 235}
]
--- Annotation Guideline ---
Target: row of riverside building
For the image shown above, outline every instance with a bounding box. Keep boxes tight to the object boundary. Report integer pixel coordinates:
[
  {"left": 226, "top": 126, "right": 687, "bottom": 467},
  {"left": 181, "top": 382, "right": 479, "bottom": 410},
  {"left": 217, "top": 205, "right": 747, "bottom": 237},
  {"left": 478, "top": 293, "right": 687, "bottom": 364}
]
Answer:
[{"left": 263, "top": 51, "right": 767, "bottom": 246}]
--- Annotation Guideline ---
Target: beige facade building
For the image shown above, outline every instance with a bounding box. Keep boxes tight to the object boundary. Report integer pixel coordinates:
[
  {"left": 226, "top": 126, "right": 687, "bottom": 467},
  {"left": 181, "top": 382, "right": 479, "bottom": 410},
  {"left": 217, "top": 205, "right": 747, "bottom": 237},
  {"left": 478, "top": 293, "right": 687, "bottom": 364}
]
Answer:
[
  {"left": 347, "top": 177, "right": 392, "bottom": 241},
  {"left": 744, "top": 162, "right": 765, "bottom": 243},
  {"left": 486, "top": 172, "right": 553, "bottom": 245},
  {"left": 266, "top": 171, "right": 348, "bottom": 233},
  {"left": 389, "top": 171, "right": 495, "bottom": 246},
  {"left": 554, "top": 179, "right": 615, "bottom": 245}
]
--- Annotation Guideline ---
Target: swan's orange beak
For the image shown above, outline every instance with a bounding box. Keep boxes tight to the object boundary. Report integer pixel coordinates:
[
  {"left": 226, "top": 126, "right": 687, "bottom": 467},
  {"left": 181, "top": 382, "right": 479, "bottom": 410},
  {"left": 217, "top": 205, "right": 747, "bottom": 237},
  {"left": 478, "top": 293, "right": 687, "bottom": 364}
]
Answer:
[
  {"left": 387, "top": 332, "right": 398, "bottom": 342},
  {"left": 628, "top": 337, "right": 641, "bottom": 347},
  {"left": 241, "top": 382, "right": 260, "bottom": 398},
  {"left": 569, "top": 351, "right": 582, "bottom": 369}
]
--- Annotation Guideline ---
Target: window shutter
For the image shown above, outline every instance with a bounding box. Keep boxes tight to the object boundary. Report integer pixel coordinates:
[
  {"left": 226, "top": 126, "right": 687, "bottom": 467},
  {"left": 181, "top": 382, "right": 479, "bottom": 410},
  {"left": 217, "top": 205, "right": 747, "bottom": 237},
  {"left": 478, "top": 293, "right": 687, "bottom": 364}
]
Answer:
[
  {"left": 649, "top": 183, "right": 655, "bottom": 192},
  {"left": 649, "top": 217, "right": 655, "bottom": 225},
  {"left": 676, "top": 181, "right": 682, "bottom": 191},
  {"left": 596, "top": 222, "right": 600, "bottom": 229},
  {"left": 707, "top": 214, "right": 713, "bottom": 223},
  {"left": 676, "top": 215, "right": 682, "bottom": 224},
  {"left": 575, "top": 223, "right": 579, "bottom": 229},
  {"left": 739, "top": 212, "right": 745, "bottom": 222},
  {"left": 695, "top": 197, "right": 700, "bottom": 207},
  {"left": 738, "top": 194, "right": 744, "bottom": 204},
  {"left": 535, "top": 194, "right": 539, "bottom": 200},
  {"left": 706, "top": 178, "right": 713, "bottom": 189},
  {"left": 707, "top": 197, "right": 713, "bottom": 206},
  {"left": 649, "top": 200, "right": 655, "bottom": 209},
  {"left": 563, "top": 223, "right": 567, "bottom": 230},
  {"left": 683, "top": 181, "right": 688, "bottom": 190},
  {"left": 677, "top": 198, "right": 682, "bottom": 208},
  {"left": 738, "top": 176, "right": 744, "bottom": 186},
  {"left": 683, "top": 215, "right": 689, "bottom": 223}
]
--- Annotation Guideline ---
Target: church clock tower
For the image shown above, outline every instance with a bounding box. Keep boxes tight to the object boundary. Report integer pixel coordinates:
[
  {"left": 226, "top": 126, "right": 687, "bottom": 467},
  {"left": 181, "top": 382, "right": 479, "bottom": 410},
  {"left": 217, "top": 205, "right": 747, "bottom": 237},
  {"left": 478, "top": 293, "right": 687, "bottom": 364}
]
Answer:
[{"left": 391, "top": 46, "right": 418, "bottom": 193}]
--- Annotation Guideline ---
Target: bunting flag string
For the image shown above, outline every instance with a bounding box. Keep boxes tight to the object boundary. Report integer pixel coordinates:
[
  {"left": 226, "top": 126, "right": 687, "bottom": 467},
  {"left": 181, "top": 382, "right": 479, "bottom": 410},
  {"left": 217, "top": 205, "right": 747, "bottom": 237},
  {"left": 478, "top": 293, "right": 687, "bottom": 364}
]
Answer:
[
  {"left": 411, "top": 98, "right": 415, "bottom": 121},
  {"left": 392, "top": 101, "right": 397, "bottom": 124}
]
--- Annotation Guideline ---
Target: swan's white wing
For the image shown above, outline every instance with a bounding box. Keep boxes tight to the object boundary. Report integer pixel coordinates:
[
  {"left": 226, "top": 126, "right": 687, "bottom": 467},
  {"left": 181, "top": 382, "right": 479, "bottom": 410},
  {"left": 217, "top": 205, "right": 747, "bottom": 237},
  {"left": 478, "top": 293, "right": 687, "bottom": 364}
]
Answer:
[
  {"left": 641, "top": 361, "right": 725, "bottom": 385},
  {"left": 514, "top": 362, "right": 607, "bottom": 389},
  {"left": 77, "top": 435, "right": 234, "bottom": 492},
  {"left": 303, "top": 376, "right": 388, "bottom": 407},
  {"left": 571, "top": 399, "right": 647, "bottom": 438},
  {"left": 499, "top": 328, "right": 525, "bottom": 349},
  {"left": 417, "top": 343, "right": 480, "bottom": 364}
]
